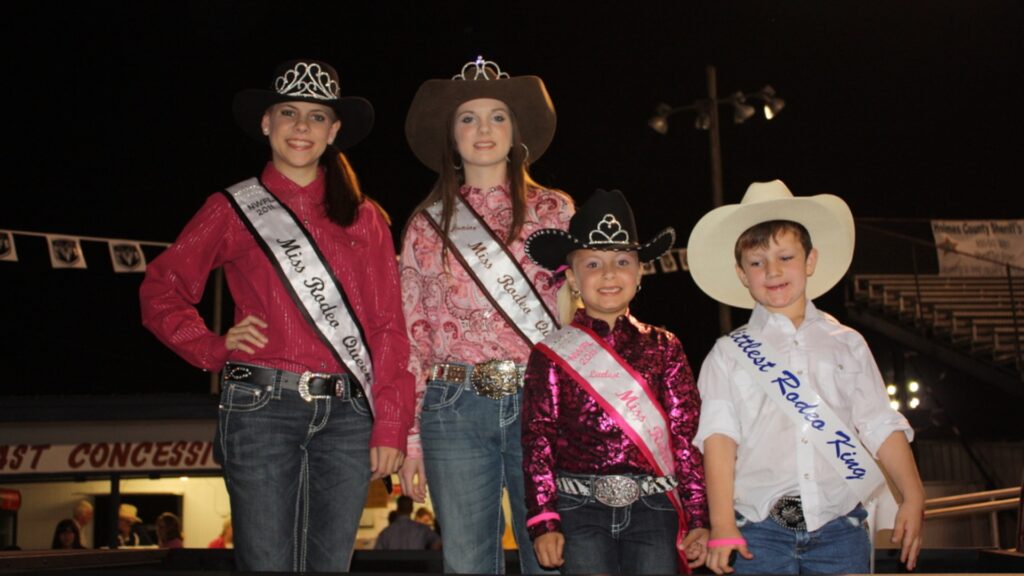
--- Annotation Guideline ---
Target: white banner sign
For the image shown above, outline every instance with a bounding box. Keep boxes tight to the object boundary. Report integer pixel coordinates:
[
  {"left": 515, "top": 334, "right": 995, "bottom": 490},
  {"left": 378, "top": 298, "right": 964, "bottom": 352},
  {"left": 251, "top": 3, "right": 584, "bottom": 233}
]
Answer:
[
  {"left": 931, "top": 220, "right": 1024, "bottom": 276},
  {"left": 0, "top": 442, "right": 219, "bottom": 475}
]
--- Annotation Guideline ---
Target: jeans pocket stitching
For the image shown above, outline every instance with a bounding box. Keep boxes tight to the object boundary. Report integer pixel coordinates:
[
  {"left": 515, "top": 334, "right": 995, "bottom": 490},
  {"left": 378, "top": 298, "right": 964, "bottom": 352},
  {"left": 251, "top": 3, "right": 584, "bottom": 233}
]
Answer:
[
  {"left": 420, "top": 379, "right": 465, "bottom": 412},
  {"left": 220, "top": 380, "right": 272, "bottom": 413},
  {"left": 556, "top": 492, "right": 591, "bottom": 512}
]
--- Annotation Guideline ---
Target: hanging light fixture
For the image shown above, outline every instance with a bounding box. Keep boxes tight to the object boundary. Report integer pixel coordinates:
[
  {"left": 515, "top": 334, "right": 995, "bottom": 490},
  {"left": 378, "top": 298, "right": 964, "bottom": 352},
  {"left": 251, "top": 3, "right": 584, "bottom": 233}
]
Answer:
[
  {"left": 732, "top": 91, "right": 756, "bottom": 124},
  {"left": 648, "top": 103, "right": 672, "bottom": 135},
  {"left": 760, "top": 85, "right": 785, "bottom": 120}
]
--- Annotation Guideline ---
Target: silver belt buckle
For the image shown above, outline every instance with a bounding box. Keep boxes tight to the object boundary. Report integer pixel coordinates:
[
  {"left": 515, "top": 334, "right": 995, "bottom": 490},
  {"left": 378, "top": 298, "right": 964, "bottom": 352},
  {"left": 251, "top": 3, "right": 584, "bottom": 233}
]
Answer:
[
  {"left": 593, "top": 475, "right": 640, "bottom": 507},
  {"left": 470, "top": 360, "right": 521, "bottom": 399},
  {"left": 297, "top": 371, "right": 334, "bottom": 402}
]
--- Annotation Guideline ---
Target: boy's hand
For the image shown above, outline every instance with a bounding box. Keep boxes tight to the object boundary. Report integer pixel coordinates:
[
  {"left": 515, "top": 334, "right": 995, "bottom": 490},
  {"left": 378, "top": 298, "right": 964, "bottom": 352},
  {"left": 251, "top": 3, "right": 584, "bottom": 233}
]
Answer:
[
  {"left": 891, "top": 499, "right": 924, "bottom": 571},
  {"left": 706, "top": 525, "right": 752, "bottom": 575},
  {"left": 681, "top": 527, "right": 709, "bottom": 568},
  {"left": 533, "top": 531, "right": 565, "bottom": 568}
]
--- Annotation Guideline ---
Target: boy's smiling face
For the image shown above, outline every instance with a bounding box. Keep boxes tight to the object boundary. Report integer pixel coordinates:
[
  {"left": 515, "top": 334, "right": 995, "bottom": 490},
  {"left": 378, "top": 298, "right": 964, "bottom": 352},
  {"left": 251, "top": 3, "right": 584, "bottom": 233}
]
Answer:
[{"left": 736, "top": 229, "right": 818, "bottom": 323}]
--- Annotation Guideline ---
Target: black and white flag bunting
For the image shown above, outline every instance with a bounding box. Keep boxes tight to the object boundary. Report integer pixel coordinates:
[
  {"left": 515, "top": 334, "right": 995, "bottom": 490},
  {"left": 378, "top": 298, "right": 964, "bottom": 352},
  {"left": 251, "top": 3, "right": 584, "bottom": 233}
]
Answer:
[
  {"left": 641, "top": 248, "right": 689, "bottom": 276},
  {"left": 0, "top": 231, "right": 17, "bottom": 262},
  {"left": 2, "top": 229, "right": 167, "bottom": 272},
  {"left": 48, "top": 236, "right": 87, "bottom": 269}
]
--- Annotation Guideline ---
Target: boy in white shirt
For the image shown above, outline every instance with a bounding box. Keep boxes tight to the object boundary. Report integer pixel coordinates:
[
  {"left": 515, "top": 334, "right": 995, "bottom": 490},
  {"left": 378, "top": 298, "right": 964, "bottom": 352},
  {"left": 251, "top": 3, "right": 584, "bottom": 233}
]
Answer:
[{"left": 687, "top": 180, "right": 924, "bottom": 574}]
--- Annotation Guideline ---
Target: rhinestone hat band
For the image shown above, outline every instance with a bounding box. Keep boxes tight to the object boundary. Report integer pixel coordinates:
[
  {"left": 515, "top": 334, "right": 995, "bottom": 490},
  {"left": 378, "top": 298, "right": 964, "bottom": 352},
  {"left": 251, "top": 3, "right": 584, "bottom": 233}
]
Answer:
[
  {"left": 275, "top": 62, "right": 339, "bottom": 100},
  {"left": 588, "top": 214, "right": 631, "bottom": 245},
  {"left": 453, "top": 55, "right": 510, "bottom": 81}
]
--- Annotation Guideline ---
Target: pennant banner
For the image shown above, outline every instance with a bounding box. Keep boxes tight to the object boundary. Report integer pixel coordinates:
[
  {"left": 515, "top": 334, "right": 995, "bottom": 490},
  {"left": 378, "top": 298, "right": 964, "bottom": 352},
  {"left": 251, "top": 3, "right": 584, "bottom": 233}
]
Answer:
[
  {"left": 0, "top": 231, "right": 17, "bottom": 262},
  {"left": 47, "top": 236, "right": 87, "bottom": 269},
  {"left": 109, "top": 241, "right": 147, "bottom": 273}
]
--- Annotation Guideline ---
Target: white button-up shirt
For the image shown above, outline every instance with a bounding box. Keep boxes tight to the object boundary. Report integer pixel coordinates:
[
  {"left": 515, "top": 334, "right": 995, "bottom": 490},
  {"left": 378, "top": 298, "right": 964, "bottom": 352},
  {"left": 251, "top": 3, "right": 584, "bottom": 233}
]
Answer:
[{"left": 694, "top": 301, "right": 912, "bottom": 531}]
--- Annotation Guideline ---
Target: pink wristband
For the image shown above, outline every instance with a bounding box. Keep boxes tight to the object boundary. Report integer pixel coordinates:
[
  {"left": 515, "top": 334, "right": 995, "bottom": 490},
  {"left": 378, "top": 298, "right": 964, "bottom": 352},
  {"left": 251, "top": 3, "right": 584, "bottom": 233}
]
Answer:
[{"left": 707, "top": 538, "right": 746, "bottom": 549}]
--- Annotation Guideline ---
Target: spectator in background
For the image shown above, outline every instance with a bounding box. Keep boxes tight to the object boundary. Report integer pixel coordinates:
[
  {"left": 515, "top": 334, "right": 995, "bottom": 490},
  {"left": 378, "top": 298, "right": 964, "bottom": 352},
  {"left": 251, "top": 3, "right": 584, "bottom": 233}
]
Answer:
[
  {"left": 155, "top": 512, "right": 184, "bottom": 549},
  {"left": 51, "top": 519, "right": 84, "bottom": 550},
  {"left": 207, "top": 517, "right": 233, "bottom": 549},
  {"left": 116, "top": 504, "right": 152, "bottom": 547},
  {"left": 413, "top": 507, "right": 434, "bottom": 529},
  {"left": 375, "top": 496, "right": 441, "bottom": 551},
  {"left": 72, "top": 500, "right": 93, "bottom": 549}
]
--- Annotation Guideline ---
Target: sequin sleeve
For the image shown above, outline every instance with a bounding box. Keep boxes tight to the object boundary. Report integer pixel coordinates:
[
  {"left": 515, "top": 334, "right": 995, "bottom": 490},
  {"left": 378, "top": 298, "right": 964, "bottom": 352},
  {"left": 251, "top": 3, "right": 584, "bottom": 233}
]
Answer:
[
  {"left": 661, "top": 333, "right": 710, "bottom": 529},
  {"left": 522, "top": 346, "right": 563, "bottom": 539}
]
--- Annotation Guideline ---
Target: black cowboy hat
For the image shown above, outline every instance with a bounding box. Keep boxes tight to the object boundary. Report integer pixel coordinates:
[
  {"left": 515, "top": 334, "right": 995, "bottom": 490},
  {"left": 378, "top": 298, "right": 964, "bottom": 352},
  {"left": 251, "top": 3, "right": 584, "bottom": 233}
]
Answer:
[
  {"left": 405, "top": 56, "right": 555, "bottom": 173},
  {"left": 526, "top": 189, "right": 676, "bottom": 271},
  {"left": 232, "top": 59, "right": 374, "bottom": 150}
]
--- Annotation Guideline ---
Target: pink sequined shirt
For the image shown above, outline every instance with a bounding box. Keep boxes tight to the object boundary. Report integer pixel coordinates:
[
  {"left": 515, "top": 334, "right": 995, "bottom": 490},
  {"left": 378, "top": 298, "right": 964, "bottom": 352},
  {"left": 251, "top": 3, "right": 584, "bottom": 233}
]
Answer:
[
  {"left": 140, "top": 163, "right": 415, "bottom": 451},
  {"left": 522, "top": 311, "right": 709, "bottom": 538},
  {"left": 399, "top": 184, "right": 574, "bottom": 458}
]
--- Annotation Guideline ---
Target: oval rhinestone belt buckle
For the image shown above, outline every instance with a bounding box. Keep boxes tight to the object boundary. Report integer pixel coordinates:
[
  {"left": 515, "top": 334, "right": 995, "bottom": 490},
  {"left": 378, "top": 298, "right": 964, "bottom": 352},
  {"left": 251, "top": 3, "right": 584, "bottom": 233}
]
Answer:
[
  {"left": 593, "top": 475, "right": 641, "bottom": 507},
  {"left": 298, "top": 371, "right": 333, "bottom": 402}
]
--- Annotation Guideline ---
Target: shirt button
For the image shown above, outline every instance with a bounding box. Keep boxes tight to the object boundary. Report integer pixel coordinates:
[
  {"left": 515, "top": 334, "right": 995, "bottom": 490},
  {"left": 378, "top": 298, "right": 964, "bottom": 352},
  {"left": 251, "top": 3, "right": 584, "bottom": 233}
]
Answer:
[
  {"left": 802, "top": 438, "right": 808, "bottom": 444},
  {"left": 350, "top": 240, "right": 358, "bottom": 247},
  {"left": 838, "top": 364, "right": 845, "bottom": 370},
  {"left": 793, "top": 340, "right": 799, "bottom": 346},
  {"left": 804, "top": 473, "right": 811, "bottom": 480}
]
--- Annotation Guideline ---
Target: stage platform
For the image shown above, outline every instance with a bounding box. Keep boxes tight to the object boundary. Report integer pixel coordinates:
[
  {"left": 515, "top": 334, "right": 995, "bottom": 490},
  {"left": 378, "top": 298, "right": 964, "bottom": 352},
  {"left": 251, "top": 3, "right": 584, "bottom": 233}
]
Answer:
[{"left": 1, "top": 547, "right": 1022, "bottom": 574}]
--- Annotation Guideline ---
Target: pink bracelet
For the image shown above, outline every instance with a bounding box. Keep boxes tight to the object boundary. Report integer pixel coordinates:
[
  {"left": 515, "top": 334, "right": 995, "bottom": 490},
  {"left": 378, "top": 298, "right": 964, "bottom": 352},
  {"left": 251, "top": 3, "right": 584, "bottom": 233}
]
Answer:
[{"left": 707, "top": 538, "right": 747, "bottom": 549}]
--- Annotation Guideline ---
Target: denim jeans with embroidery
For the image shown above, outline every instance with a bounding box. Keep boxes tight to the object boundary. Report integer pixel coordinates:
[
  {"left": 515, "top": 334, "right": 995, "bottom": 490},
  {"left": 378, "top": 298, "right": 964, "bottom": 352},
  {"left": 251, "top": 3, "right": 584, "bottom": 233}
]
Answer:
[
  {"left": 556, "top": 483, "right": 678, "bottom": 575},
  {"left": 420, "top": 375, "right": 550, "bottom": 574},
  {"left": 214, "top": 374, "right": 372, "bottom": 572},
  {"left": 734, "top": 504, "right": 870, "bottom": 574}
]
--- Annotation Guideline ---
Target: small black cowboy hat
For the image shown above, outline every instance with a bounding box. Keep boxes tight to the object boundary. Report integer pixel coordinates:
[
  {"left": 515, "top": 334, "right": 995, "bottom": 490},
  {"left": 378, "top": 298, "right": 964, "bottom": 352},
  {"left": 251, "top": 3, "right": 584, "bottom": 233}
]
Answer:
[
  {"left": 232, "top": 59, "right": 374, "bottom": 150},
  {"left": 525, "top": 189, "right": 676, "bottom": 271}
]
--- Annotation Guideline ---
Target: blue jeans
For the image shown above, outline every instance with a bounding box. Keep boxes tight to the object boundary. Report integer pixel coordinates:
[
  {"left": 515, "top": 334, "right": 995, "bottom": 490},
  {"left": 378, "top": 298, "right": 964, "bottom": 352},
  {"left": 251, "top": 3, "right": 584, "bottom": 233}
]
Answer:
[
  {"left": 214, "top": 372, "right": 372, "bottom": 572},
  {"left": 557, "top": 482, "right": 678, "bottom": 575},
  {"left": 420, "top": 376, "right": 547, "bottom": 574},
  {"left": 734, "top": 505, "right": 870, "bottom": 574}
]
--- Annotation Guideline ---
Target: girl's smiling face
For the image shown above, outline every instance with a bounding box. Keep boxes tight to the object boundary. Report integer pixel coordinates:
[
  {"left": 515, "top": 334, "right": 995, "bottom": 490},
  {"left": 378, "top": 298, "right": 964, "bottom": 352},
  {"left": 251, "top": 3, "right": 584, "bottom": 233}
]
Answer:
[
  {"left": 566, "top": 248, "right": 641, "bottom": 326},
  {"left": 261, "top": 101, "right": 340, "bottom": 183}
]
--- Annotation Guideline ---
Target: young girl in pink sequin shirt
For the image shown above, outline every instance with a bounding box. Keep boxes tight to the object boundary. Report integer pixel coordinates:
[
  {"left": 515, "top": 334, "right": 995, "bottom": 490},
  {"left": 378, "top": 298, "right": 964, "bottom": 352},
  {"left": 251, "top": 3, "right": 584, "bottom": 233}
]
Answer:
[{"left": 521, "top": 189, "right": 710, "bottom": 575}]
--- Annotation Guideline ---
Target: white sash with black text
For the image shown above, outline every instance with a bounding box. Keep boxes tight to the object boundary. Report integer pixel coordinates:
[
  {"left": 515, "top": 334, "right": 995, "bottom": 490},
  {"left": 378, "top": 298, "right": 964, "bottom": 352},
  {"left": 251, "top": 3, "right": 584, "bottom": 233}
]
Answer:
[
  {"left": 424, "top": 196, "right": 557, "bottom": 345},
  {"left": 223, "top": 178, "right": 375, "bottom": 411},
  {"left": 720, "top": 327, "right": 891, "bottom": 506}
]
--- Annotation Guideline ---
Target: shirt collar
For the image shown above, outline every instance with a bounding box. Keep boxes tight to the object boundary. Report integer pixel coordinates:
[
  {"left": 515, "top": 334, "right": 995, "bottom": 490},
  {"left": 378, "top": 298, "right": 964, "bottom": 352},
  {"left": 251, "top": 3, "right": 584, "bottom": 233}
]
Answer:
[
  {"left": 573, "top": 308, "right": 637, "bottom": 338},
  {"left": 748, "top": 300, "right": 821, "bottom": 333},
  {"left": 261, "top": 162, "right": 326, "bottom": 199}
]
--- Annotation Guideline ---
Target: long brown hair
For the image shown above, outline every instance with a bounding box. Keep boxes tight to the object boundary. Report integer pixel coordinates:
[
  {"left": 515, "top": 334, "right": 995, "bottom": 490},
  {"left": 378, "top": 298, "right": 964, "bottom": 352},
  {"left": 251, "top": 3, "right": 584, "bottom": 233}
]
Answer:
[
  {"left": 319, "top": 143, "right": 389, "bottom": 227},
  {"left": 405, "top": 109, "right": 535, "bottom": 251}
]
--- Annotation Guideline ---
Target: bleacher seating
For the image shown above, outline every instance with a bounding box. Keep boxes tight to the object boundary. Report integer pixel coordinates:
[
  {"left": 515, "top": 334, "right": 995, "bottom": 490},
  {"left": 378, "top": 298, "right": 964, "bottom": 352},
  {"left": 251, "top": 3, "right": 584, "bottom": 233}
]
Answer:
[{"left": 851, "top": 274, "right": 1024, "bottom": 372}]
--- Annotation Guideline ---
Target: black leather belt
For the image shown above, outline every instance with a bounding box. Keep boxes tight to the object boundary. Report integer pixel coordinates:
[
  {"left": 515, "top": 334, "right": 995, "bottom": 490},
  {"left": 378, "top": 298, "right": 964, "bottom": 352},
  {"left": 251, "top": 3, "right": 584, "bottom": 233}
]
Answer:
[{"left": 223, "top": 362, "right": 364, "bottom": 402}]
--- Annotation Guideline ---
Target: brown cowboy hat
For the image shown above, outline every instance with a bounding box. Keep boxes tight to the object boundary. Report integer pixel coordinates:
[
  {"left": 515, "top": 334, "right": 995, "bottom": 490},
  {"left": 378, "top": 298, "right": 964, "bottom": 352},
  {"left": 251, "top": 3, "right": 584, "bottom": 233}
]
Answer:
[
  {"left": 233, "top": 59, "right": 374, "bottom": 151},
  {"left": 405, "top": 56, "right": 556, "bottom": 173}
]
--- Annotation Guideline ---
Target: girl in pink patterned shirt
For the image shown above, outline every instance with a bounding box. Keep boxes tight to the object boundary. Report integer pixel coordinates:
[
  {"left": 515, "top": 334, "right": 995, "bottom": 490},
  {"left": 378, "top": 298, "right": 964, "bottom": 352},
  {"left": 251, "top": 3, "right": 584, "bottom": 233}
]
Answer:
[{"left": 399, "top": 56, "right": 574, "bottom": 574}]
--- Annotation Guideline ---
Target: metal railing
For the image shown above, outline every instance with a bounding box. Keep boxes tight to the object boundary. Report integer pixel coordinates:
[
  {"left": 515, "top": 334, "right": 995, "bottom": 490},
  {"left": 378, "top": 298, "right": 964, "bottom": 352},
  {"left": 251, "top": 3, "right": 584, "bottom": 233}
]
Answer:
[{"left": 923, "top": 486, "right": 1020, "bottom": 548}]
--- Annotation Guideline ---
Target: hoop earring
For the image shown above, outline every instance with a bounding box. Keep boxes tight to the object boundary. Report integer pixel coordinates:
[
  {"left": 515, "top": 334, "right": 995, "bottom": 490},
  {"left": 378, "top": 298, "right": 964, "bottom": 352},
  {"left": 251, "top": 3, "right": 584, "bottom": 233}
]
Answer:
[
  {"left": 520, "top": 142, "right": 530, "bottom": 164},
  {"left": 453, "top": 157, "right": 462, "bottom": 170},
  {"left": 570, "top": 288, "right": 581, "bottom": 298}
]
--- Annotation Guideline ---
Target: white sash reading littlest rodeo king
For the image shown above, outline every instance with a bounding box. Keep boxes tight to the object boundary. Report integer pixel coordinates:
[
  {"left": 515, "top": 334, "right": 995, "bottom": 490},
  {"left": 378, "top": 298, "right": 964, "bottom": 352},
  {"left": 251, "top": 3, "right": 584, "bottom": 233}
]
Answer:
[
  {"left": 537, "top": 324, "right": 691, "bottom": 570},
  {"left": 424, "top": 196, "right": 557, "bottom": 344},
  {"left": 222, "top": 179, "right": 375, "bottom": 410},
  {"left": 720, "top": 327, "right": 891, "bottom": 506}
]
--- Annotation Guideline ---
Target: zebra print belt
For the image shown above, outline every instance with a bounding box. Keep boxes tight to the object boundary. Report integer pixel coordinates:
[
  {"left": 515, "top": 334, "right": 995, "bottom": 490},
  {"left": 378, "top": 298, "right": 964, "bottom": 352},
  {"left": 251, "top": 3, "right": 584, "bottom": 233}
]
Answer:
[{"left": 556, "top": 473, "right": 678, "bottom": 507}]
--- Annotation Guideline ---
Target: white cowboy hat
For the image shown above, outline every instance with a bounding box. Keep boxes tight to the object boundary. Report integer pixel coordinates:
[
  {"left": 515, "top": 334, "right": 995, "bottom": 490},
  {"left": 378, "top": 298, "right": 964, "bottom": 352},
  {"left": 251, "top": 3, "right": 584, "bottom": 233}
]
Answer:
[{"left": 686, "top": 180, "right": 855, "bottom": 309}]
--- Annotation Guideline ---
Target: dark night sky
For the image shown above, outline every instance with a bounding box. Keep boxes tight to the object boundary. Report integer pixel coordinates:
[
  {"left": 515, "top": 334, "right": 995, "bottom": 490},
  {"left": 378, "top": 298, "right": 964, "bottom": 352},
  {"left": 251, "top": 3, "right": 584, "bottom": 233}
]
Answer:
[{"left": 2, "top": 1, "right": 1022, "bottom": 430}]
